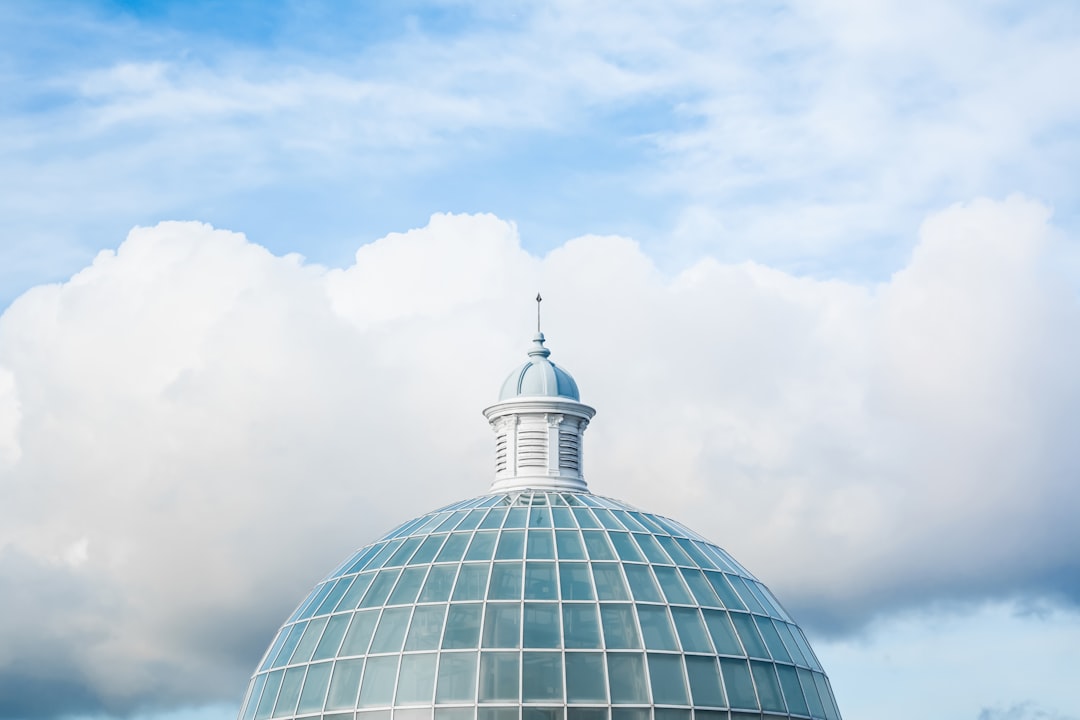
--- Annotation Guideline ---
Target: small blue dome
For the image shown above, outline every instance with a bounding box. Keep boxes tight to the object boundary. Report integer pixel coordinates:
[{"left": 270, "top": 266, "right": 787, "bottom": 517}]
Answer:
[{"left": 499, "top": 333, "right": 580, "bottom": 401}]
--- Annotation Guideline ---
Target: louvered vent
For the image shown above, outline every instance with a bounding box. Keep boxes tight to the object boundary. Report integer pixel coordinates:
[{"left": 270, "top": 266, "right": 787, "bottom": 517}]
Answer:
[
  {"left": 495, "top": 434, "right": 508, "bottom": 473},
  {"left": 558, "top": 428, "right": 580, "bottom": 472},
  {"left": 517, "top": 429, "right": 547, "bottom": 467}
]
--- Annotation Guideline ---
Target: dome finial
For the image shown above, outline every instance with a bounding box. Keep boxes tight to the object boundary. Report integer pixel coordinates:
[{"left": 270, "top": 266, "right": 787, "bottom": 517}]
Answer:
[{"left": 536, "top": 292, "right": 542, "bottom": 333}]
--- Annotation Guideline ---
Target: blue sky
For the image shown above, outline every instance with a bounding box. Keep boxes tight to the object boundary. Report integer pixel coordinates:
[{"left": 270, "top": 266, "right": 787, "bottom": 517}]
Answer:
[{"left": 1, "top": 2, "right": 1079, "bottom": 720}]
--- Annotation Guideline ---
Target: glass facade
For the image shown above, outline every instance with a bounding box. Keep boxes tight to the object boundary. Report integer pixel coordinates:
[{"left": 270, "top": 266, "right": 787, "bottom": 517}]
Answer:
[{"left": 239, "top": 490, "right": 842, "bottom": 720}]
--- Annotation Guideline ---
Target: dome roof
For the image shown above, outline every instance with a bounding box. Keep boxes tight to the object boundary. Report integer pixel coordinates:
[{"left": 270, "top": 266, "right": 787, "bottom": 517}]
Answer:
[
  {"left": 498, "top": 333, "right": 580, "bottom": 401},
  {"left": 239, "top": 489, "right": 843, "bottom": 720}
]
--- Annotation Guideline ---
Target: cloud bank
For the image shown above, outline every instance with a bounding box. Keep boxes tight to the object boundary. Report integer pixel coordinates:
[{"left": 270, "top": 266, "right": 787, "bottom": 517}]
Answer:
[{"left": 0, "top": 198, "right": 1078, "bottom": 716}]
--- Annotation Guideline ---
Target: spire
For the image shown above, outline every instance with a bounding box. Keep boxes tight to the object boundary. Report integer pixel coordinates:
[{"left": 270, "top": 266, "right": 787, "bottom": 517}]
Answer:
[{"left": 483, "top": 320, "right": 596, "bottom": 493}]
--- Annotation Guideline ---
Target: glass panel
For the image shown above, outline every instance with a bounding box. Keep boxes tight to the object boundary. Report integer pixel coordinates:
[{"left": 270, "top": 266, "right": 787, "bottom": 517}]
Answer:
[
  {"left": 316, "top": 578, "right": 355, "bottom": 616},
  {"left": 527, "top": 530, "right": 556, "bottom": 559},
  {"left": 522, "top": 652, "right": 563, "bottom": 701},
  {"left": 704, "top": 573, "right": 746, "bottom": 611},
  {"left": 719, "top": 659, "right": 758, "bottom": 710},
  {"left": 359, "top": 655, "right": 399, "bottom": 707},
  {"left": 479, "top": 651, "right": 520, "bottom": 701},
  {"left": 750, "top": 662, "right": 785, "bottom": 713},
  {"left": 592, "top": 564, "right": 630, "bottom": 601},
  {"left": 654, "top": 710, "right": 690, "bottom": 720},
  {"left": 648, "top": 654, "right": 689, "bottom": 705},
  {"left": 370, "top": 606, "right": 412, "bottom": 653},
  {"left": 581, "top": 531, "right": 615, "bottom": 560},
  {"left": 623, "top": 565, "right": 662, "bottom": 603},
  {"left": 436, "top": 708, "right": 476, "bottom": 720},
  {"left": 420, "top": 566, "right": 459, "bottom": 603},
  {"left": 631, "top": 534, "right": 671, "bottom": 564},
  {"left": 434, "top": 511, "right": 467, "bottom": 533},
  {"left": 489, "top": 562, "right": 523, "bottom": 600},
  {"left": 685, "top": 657, "right": 725, "bottom": 709},
  {"left": 406, "top": 604, "right": 448, "bottom": 651},
  {"left": 457, "top": 509, "right": 487, "bottom": 532},
  {"left": 443, "top": 604, "right": 483, "bottom": 649},
  {"left": 797, "top": 668, "right": 826, "bottom": 718},
  {"left": 564, "top": 652, "right": 607, "bottom": 702},
  {"left": 606, "top": 653, "right": 648, "bottom": 704},
  {"left": 436, "top": 533, "right": 471, "bottom": 563},
  {"left": 654, "top": 536, "right": 694, "bottom": 566},
  {"left": 523, "top": 708, "right": 563, "bottom": 720},
  {"left": 271, "top": 623, "right": 306, "bottom": 668},
  {"left": 529, "top": 505, "right": 552, "bottom": 528},
  {"left": 559, "top": 563, "right": 594, "bottom": 600},
  {"left": 389, "top": 567, "right": 429, "bottom": 605},
  {"left": 297, "top": 661, "right": 333, "bottom": 714},
  {"left": 272, "top": 667, "right": 305, "bottom": 718},
  {"left": 611, "top": 710, "right": 648, "bottom": 720},
  {"left": 774, "top": 622, "right": 807, "bottom": 666},
  {"left": 494, "top": 530, "right": 524, "bottom": 560},
  {"left": 671, "top": 608, "right": 713, "bottom": 653},
  {"left": 523, "top": 602, "right": 561, "bottom": 648},
  {"left": 483, "top": 603, "right": 522, "bottom": 648},
  {"left": 313, "top": 614, "right": 351, "bottom": 660},
  {"left": 397, "top": 653, "right": 438, "bottom": 704},
  {"left": 242, "top": 673, "right": 267, "bottom": 720},
  {"left": 290, "top": 616, "right": 329, "bottom": 664},
  {"left": 387, "top": 537, "right": 424, "bottom": 567},
  {"left": 340, "top": 609, "right": 380, "bottom": 656},
  {"left": 600, "top": 604, "right": 640, "bottom": 648},
  {"left": 753, "top": 617, "right": 790, "bottom": 662},
  {"left": 555, "top": 531, "right": 586, "bottom": 560},
  {"left": 571, "top": 507, "right": 600, "bottom": 529},
  {"left": 454, "top": 564, "right": 492, "bottom": 601},
  {"left": 255, "top": 670, "right": 284, "bottom": 720},
  {"left": 681, "top": 569, "right": 722, "bottom": 608},
  {"left": 297, "top": 583, "right": 335, "bottom": 621},
  {"left": 505, "top": 507, "right": 528, "bottom": 529},
  {"left": 608, "top": 533, "right": 645, "bottom": 562},
  {"left": 436, "top": 651, "right": 478, "bottom": 702},
  {"left": 563, "top": 604, "right": 602, "bottom": 649},
  {"left": 730, "top": 613, "right": 769, "bottom": 658},
  {"left": 478, "top": 709, "right": 518, "bottom": 720},
  {"left": 812, "top": 672, "right": 840, "bottom": 720},
  {"left": 524, "top": 562, "right": 558, "bottom": 600},
  {"left": 636, "top": 605, "right": 678, "bottom": 650},
  {"left": 465, "top": 532, "right": 498, "bottom": 561},
  {"left": 552, "top": 507, "right": 575, "bottom": 528},
  {"left": 776, "top": 665, "right": 809, "bottom": 716},
  {"left": 592, "top": 508, "right": 623, "bottom": 530},
  {"left": 360, "top": 569, "right": 402, "bottom": 608},
  {"left": 792, "top": 628, "right": 822, "bottom": 671},
  {"left": 337, "top": 573, "right": 376, "bottom": 612},
  {"left": 365, "top": 539, "right": 405, "bottom": 571},
  {"left": 701, "top": 610, "right": 743, "bottom": 656},
  {"left": 726, "top": 576, "right": 766, "bottom": 615},
  {"left": 479, "top": 507, "right": 508, "bottom": 529},
  {"left": 326, "top": 658, "right": 364, "bottom": 710},
  {"left": 653, "top": 567, "right": 694, "bottom": 605},
  {"left": 673, "top": 538, "right": 715, "bottom": 569},
  {"left": 611, "top": 510, "right": 648, "bottom": 532},
  {"left": 410, "top": 535, "right": 447, "bottom": 565}
]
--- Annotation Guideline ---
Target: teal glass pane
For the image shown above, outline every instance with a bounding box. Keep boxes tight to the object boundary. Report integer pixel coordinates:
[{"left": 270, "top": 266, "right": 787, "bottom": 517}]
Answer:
[
  {"left": 559, "top": 563, "right": 594, "bottom": 600},
  {"left": 479, "top": 508, "right": 508, "bottom": 529},
  {"left": 436, "top": 651, "right": 478, "bottom": 702},
  {"left": 396, "top": 653, "right": 438, "bottom": 704},
  {"left": 611, "top": 511, "right": 648, "bottom": 532},
  {"left": 457, "top": 509, "right": 486, "bottom": 532},
  {"left": 337, "top": 573, "right": 375, "bottom": 612},
  {"left": 563, "top": 604, "right": 602, "bottom": 649},
  {"left": 369, "top": 607, "right": 412, "bottom": 653},
  {"left": 386, "top": 537, "right": 424, "bottom": 567},
  {"left": 313, "top": 614, "right": 352, "bottom": 660},
  {"left": 365, "top": 539, "right": 404, "bottom": 571},
  {"left": 623, "top": 565, "right": 662, "bottom": 603},
  {"left": 671, "top": 608, "right": 713, "bottom": 653},
  {"left": 792, "top": 627, "right": 822, "bottom": 671},
  {"left": 271, "top": 623, "right": 306, "bottom": 668},
  {"left": 572, "top": 507, "right": 600, "bottom": 529},
  {"left": 581, "top": 531, "right": 615, "bottom": 560},
  {"left": 611, "top": 710, "right": 648, "bottom": 720},
  {"left": 775, "top": 622, "right": 808, "bottom": 666},
  {"left": 315, "top": 578, "right": 355, "bottom": 616},
  {"left": 340, "top": 610, "right": 379, "bottom": 656},
  {"left": 653, "top": 567, "right": 694, "bottom": 605},
  {"left": 654, "top": 536, "right": 694, "bottom": 566},
  {"left": 434, "top": 511, "right": 467, "bottom": 533},
  {"left": 290, "top": 616, "right": 329, "bottom": 664},
  {"left": 297, "top": 661, "right": 333, "bottom": 714},
  {"left": 420, "top": 566, "right": 459, "bottom": 603},
  {"left": 489, "top": 562, "right": 523, "bottom": 600},
  {"left": 631, "top": 534, "right": 671, "bottom": 564},
  {"left": 388, "top": 567, "right": 429, "bottom": 605},
  {"left": 680, "top": 569, "right": 722, "bottom": 608},
  {"left": 654, "top": 710, "right": 690, "bottom": 720},
  {"left": 479, "top": 652, "right": 520, "bottom": 701},
  {"left": 524, "top": 707, "right": 562, "bottom": 720},
  {"left": 242, "top": 673, "right": 267, "bottom": 720},
  {"left": 798, "top": 668, "right": 826, "bottom": 718},
  {"left": 567, "top": 709, "right": 607, "bottom": 720},
  {"left": 565, "top": 652, "right": 607, "bottom": 702},
  {"left": 454, "top": 564, "right": 491, "bottom": 601},
  {"left": 405, "top": 605, "right": 447, "bottom": 651},
  {"left": 719, "top": 659, "right": 758, "bottom": 710},
  {"left": 730, "top": 613, "right": 769, "bottom": 658},
  {"left": 297, "top": 583, "right": 335, "bottom": 620},
  {"left": 647, "top": 654, "right": 688, "bottom": 705},
  {"left": 726, "top": 576, "right": 766, "bottom": 615},
  {"left": 592, "top": 509, "right": 623, "bottom": 530},
  {"left": 529, "top": 505, "right": 552, "bottom": 528},
  {"left": 673, "top": 538, "right": 715, "bottom": 569},
  {"left": 483, "top": 603, "right": 522, "bottom": 648},
  {"left": 523, "top": 652, "right": 564, "bottom": 701},
  {"left": 813, "top": 672, "right": 841, "bottom": 720},
  {"left": 527, "top": 531, "right": 556, "bottom": 559},
  {"left": 325, "top": 658, "right": 364, "bottom": 710},
  {"left": 443, "top": 604, "right": 483, "bottom": 649},
  {"left": 523, "top": 603, "right": 561, "bottom": 648},
  {"left": 436, "top": 534, "right": 471, "bottom": 563},
  {"left": 776, "top": 665, "right": 809, "bottom": 716},
  {"left": 465, "top": 532, "right": 498, "bottom": 561},
  {"left": 701, "top": 610, "right": 743, "bottom": 656},
  {"left": 360, "top": 569, "right": 402, "bottom": 608},
  {"left": 703, "top": 573, "right": 746, "bottom": 611},
  {"left": 272, "top": 667, "right": 305, "bottom": 718},
  {"left": 359, "top": 655, "right": 399, "bottom": 707},
  {"left": 552, "top": 507, "right": 575, "bottom": 528},
  {"left": 608, "top": 533, "right": 645, "bottom": 562},
  {"left": 525, "top": 562, "right": 558, "bottom": 600},
  {"left": 555, "top": 531, "right": 586, "bottom": 560},
  {"left": 750, "top": 662, "right": 785, "bottom": 713},
  {"left": 496, "top": 531, "right": 526, "bottom": 560},
  {"left": 685, "top": 657, "right": 725, "bottom": 709},
  {"left": 505, "top": 508, "right": 528, "bottom": 529},
  {"left": 636, "top": 605, "right": 678, "bottom": 651},
  {"left": 606, "top": 653, "right": 648, "bottom": 704},
  {"left": 592, "top": 564, "right": 629, "bottom": 601},
  {"left": 437, "top": 710, "right": 476, "bottom": 720},
  {"left": 255, "top": 670, "right": 284, "bottom": 720},
  {"left": 754, "top": 616, "right": 791, "bottom": 662},
  {"left": 600, "top": 605, "right": 640, "bottom": 648}
]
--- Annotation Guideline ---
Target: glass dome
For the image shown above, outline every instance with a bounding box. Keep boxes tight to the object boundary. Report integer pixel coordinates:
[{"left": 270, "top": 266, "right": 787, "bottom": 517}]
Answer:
[{"left": 238, "top": 489, "right": 843, "bottom": 720}]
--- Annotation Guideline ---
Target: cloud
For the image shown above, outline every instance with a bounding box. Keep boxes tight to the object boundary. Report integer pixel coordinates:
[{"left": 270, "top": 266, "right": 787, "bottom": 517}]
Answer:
[{"left": 0, "top": 199, "right": 1078, "bottom": 716}]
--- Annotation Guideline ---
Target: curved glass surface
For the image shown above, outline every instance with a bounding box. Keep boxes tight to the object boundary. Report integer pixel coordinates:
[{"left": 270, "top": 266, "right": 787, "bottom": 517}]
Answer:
[{"left": 239, "top": 491, "right": 842, "bottom": 720}]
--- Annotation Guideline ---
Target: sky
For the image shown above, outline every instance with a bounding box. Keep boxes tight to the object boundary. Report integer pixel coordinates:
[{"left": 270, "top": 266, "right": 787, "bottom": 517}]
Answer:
[{"left": 0, "top": 1, "right": 1079, "bottom": 720}]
